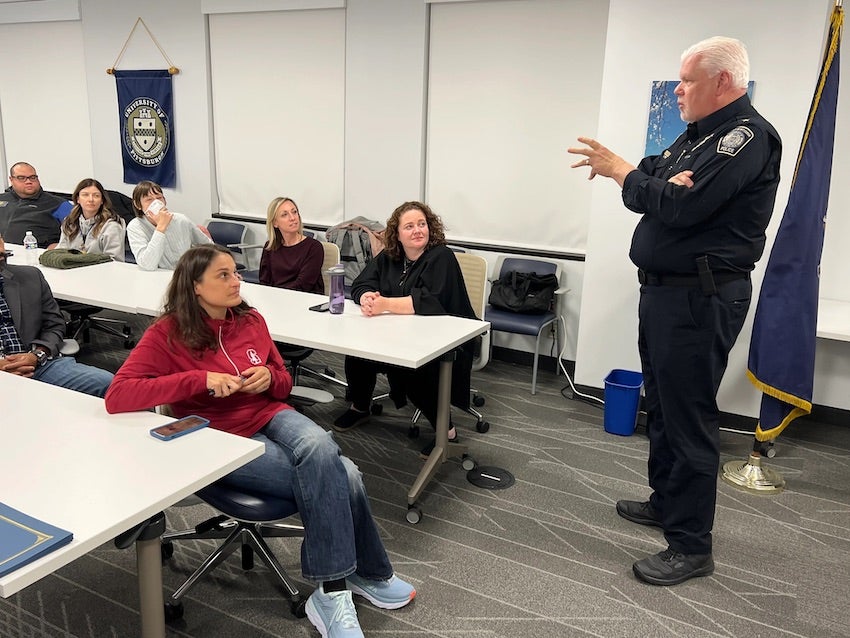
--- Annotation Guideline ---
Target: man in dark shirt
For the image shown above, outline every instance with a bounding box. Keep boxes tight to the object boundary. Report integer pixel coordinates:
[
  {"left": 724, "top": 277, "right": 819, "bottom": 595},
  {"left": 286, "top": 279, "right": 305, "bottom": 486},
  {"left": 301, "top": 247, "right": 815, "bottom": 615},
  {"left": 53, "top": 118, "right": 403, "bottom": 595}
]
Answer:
[
  {"left": 0, "top": 233, "right": 112, "bottom": 397},
  {"left": 569, "top": 36, "right": 782, "bottom": 585},
  {"left": 0, "top": 162, "right": 67, "bottom": 247}
]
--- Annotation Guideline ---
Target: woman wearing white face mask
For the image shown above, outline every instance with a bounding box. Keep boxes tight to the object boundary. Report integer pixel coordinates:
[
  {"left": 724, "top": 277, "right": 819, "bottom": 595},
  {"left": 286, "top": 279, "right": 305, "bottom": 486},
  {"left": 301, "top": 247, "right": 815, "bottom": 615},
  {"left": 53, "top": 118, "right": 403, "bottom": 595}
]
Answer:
[{"left": 126, "top": 180, "right": 211, "bottom": 271}]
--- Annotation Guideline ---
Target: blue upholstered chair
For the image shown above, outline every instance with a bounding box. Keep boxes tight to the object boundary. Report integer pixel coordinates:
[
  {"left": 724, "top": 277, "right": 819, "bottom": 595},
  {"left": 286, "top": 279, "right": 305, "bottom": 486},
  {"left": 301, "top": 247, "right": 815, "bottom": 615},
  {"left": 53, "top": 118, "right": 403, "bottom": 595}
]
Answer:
[
  {"left": 160, "top": 481, "right": 306, "bottom": 621},
  {"left": 204, "top": 220, "right": 254, "bottom": 268},
  {"left": 484, "top": 256, "right": 568, "bottom": 394}
]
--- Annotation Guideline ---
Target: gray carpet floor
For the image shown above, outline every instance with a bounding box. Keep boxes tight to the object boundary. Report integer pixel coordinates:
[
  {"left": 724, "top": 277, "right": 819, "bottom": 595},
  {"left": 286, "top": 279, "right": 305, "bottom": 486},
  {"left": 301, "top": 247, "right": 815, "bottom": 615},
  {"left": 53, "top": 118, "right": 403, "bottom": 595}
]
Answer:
[{"left": 2, "top": 311, "right": 849, "bottom": 637}]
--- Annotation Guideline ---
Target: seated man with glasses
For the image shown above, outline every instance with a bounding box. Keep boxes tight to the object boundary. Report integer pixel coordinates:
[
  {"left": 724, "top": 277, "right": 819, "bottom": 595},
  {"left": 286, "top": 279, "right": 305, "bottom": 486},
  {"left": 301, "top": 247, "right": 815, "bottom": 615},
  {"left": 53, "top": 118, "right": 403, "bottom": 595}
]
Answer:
[
  {"left": 0, "top": 233, "right": 113, "bottom": 396},
  {"left": 0, "top": 161, "right": 70, "bottom": 248}
]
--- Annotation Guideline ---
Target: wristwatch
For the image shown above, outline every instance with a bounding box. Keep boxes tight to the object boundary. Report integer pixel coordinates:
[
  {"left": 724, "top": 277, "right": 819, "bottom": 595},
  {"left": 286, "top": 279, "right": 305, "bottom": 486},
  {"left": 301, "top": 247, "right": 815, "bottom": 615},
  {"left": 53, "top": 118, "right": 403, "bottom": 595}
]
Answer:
[{"left": 32, "top": 347, "right": 49, "bottom": 368}]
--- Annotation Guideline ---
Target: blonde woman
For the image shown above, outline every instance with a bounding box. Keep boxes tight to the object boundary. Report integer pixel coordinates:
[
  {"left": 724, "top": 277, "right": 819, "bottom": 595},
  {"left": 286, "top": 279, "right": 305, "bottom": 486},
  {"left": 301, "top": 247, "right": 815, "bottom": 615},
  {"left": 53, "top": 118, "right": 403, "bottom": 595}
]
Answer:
[{"left": 258, "top": 196, "right": 324, "bottom": 293}]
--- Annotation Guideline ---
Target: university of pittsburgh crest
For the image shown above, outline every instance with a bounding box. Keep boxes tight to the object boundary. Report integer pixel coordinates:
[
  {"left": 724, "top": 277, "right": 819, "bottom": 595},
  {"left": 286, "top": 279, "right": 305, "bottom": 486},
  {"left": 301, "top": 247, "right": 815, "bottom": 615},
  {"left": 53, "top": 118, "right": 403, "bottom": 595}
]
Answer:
[{"left": 123, "top": 98, "right": 170, "bottom": 167}]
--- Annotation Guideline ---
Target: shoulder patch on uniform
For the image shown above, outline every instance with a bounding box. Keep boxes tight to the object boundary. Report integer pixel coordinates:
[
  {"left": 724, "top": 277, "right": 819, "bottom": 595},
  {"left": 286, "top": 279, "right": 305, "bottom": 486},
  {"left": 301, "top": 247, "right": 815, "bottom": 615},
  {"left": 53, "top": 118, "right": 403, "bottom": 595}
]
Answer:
[{"left": 717, "top": 126, "right": 754, "bottom": 156}]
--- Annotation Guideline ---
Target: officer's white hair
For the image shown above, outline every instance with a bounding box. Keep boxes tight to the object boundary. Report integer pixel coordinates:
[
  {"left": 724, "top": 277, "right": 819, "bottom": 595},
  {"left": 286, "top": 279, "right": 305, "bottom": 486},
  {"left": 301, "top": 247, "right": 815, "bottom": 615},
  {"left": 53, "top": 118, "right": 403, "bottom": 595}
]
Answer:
[{"left": 682, "top": 36, "right": 749, "bottom": 89}]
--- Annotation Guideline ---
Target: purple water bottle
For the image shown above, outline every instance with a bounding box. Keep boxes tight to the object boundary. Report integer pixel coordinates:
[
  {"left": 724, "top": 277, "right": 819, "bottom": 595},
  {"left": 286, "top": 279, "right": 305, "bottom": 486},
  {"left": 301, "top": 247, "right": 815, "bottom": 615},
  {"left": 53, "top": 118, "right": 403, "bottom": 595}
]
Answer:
[{"left": 328, "top": 264, "right": 345, "bottom": 314}]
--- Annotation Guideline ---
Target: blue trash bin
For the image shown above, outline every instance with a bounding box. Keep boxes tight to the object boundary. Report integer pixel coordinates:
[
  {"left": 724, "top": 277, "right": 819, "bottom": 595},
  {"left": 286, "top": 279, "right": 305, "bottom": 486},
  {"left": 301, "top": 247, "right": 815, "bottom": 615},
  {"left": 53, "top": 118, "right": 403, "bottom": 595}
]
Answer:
[{"left": 603, "top": 369, "right": 643, "bottom": 436}]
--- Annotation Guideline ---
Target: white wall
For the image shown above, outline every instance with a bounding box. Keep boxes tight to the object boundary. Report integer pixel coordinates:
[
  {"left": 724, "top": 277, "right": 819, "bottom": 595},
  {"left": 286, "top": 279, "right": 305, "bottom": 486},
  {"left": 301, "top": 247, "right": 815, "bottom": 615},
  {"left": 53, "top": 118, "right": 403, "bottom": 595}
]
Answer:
[{"left": 575, "top": 0, "right": 849, "bottom": 416}]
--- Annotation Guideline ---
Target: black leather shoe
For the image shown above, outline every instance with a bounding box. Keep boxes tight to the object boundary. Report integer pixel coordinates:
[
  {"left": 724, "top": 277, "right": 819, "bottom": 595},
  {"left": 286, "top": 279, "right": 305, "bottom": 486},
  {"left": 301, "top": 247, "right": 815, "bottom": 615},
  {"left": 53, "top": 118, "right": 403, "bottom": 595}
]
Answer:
[
  {"left": 633, "top": 548, "right": 714, "bottom": 586},
  {"left": 616, "top": 500, "right": 662, "bottom": 527}
]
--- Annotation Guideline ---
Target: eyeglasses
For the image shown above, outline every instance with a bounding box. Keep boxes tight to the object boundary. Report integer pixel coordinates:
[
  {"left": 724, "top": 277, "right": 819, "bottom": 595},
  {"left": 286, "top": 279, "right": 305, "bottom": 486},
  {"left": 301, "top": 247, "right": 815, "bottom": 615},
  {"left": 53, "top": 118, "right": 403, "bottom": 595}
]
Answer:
[
  {"left": 10, "top": 175, "right": 39, "bottom": 182},
  {"left": 0, "top": 251, "right": 12, "bottom": 258}
]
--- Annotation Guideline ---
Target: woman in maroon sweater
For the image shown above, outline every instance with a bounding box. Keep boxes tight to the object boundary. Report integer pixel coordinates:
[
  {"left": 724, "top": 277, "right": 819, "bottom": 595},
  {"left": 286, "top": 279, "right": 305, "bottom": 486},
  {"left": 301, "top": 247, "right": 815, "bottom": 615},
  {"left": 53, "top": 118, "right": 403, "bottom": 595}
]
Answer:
[{"left": 258, "top": 196, "right": 324, "bottom": 293}]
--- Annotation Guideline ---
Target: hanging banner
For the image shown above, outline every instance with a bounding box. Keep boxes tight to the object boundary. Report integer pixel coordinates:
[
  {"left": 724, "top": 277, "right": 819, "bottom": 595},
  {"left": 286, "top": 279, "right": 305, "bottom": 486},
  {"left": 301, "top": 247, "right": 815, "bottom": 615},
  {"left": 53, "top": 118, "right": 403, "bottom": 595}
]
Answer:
[{"left": 114, "top": 69, "right": 176, "bottom": 188}]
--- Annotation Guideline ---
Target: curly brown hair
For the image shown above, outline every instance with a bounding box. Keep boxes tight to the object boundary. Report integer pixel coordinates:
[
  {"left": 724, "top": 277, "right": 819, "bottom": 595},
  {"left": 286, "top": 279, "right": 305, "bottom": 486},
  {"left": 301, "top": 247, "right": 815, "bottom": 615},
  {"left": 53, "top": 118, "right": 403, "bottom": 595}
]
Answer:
[
  {"left": 383, "top": 201, "right": 446, "bottom": 260},
  {"left": 159, "top": 244, "right": 253, "bottom": 353}
]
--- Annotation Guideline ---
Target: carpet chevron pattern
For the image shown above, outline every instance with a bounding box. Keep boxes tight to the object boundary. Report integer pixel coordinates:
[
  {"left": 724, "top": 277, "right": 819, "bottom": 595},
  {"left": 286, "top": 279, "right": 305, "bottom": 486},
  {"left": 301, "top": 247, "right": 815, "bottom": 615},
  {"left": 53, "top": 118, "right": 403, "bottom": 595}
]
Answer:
[{"left": 3, "top": 310, "right": 849, "bottom": 637}]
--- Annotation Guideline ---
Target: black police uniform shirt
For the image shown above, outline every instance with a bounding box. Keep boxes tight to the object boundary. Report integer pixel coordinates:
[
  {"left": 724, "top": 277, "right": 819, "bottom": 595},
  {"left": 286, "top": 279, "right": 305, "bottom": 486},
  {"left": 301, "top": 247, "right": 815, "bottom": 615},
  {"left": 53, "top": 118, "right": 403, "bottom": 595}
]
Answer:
[
  {"left": 623, "top": 94, "right": 782, "bottom": 276},
  {"left": 0, "top": 187, "right": 64, "bottom": 247}
]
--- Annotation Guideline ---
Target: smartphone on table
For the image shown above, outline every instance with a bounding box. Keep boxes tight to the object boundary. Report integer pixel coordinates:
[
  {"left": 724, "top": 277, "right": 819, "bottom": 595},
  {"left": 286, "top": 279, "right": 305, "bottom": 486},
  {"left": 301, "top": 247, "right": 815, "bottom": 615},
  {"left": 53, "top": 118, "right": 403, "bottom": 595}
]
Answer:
[
  {"left": 309, "top": 302, "right": 330, "bottom": 312},
  {"left": 150, "top": 415, "right": 210, "bottom": 441}
]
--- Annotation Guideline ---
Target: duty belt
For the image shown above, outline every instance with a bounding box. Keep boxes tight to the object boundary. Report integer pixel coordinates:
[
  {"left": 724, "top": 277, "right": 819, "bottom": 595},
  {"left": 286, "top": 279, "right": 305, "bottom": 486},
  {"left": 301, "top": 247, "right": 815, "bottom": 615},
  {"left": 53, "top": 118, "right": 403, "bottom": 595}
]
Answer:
[{"left": 637, "top": 268, "right": 749, "bottom": 296}]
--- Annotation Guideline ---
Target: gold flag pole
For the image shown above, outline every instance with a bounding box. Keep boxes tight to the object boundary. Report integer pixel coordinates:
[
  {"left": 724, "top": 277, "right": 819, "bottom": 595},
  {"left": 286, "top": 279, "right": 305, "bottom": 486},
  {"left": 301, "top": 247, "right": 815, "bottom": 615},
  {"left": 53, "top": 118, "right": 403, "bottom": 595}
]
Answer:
[
  {"left": 723, "top": 0, "right": 843, "bottom": 495},
  {"left": 721, "top": 439, "right": 785, "bottom": 494},
  {"left": 106, "top": 17, "right": 179, "bottom": 75}
]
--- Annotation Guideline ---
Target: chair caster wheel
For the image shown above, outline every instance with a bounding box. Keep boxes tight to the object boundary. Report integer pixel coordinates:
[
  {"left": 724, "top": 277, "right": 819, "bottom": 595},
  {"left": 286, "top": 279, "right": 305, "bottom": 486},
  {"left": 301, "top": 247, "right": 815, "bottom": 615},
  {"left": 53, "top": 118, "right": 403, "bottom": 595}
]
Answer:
[
  {"left": 406, "top": 507, "right": 422, "bottom": 524},
  {"left": 124, "top": 339, "right": 135, "bottom": 348},
  {"left": 161, "top": 541, "right": 174, "bottom": 561},
  {"left": 461, "top": 456, "right": 477, "bottom": 472},
  {"left": 241, "top": 545, "right": 254, "bottom": 570},
  {"left": 765, "top": 446, "right": 777, "bottom": 458},
  {"left": 407, "top": 425, "right": 420, "bottom": 439},
  {"left": 370, "top": 404, "right": 383, "bottom": 416},
  {"left": 473, "top": 395, "right": 485, "bottom": 407},
  {"left": 324, "top": 368, "right": 336, "bottom": 378},
  {"left": 476, "top": 420, "right": 490, "bottom": 433},
  {"left": 291, "top": 597, "right": 307, "bottom": 618},
  {"left": 164, "top": 601, "right": 184, "bottom": 621}
]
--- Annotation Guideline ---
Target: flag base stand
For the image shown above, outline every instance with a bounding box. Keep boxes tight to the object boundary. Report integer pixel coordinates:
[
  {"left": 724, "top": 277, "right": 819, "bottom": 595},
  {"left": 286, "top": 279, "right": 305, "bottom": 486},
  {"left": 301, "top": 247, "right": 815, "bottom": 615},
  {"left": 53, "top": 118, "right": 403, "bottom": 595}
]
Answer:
[{"left": 721, "top": 452, "right": 785, "bottom": 494}]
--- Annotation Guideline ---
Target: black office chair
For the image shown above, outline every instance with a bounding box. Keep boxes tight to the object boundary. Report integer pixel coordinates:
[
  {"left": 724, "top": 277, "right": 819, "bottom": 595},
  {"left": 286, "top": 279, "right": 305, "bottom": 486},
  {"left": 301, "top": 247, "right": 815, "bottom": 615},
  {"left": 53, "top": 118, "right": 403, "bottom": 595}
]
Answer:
[
  {"left": 104, "top": 189, "right": 137, "bottom": 264},
  {"left": 160, "top": 481, "right": 307, "bottom": 621},
  {"left": 484, "top": 256, "right": 568, "bottom": 394},
  {"left": 62, "top": 302, "right": 135, "bottom": 349}
]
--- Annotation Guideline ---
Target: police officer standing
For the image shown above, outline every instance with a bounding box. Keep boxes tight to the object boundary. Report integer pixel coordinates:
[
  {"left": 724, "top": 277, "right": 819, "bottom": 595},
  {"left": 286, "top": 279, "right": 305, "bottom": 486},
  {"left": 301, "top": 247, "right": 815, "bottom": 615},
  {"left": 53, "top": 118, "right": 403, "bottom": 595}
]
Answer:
[{"left": 569, "top": 36, "right": 782, "bottom": 585}]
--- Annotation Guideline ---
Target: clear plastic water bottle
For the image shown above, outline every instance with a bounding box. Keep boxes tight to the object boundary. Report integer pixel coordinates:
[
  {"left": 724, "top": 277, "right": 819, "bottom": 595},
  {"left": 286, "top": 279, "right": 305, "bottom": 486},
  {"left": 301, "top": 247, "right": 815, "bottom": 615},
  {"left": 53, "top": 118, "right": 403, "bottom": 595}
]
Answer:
[
  {"left": 23, "top": 230, "right": 38, "bottom": 264},
  {"left": 328, "top": 264, "right": 346, "bottom": 315}
]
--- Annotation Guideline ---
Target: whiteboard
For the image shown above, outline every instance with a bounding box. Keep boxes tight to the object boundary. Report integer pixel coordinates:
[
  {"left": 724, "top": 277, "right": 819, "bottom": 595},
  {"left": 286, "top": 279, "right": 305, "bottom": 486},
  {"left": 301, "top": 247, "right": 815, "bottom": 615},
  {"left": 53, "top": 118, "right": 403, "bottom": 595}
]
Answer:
[
  {"left": 208, "top": 9, "right": 345, "bottom": 225},
  {"left": 425, "top": 0, "right": 608, "bottom": 254},
  {"left": 0, "top": 19, "right": 92, "bottom": 192}
]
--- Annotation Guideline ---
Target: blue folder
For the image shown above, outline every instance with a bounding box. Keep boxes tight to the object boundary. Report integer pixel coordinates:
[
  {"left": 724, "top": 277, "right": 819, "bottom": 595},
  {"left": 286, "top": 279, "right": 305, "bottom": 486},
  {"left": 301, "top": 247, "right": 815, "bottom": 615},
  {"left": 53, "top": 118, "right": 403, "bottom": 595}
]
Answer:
[{"left": 0, "top": 502, "right": 73, "bottom": 578}]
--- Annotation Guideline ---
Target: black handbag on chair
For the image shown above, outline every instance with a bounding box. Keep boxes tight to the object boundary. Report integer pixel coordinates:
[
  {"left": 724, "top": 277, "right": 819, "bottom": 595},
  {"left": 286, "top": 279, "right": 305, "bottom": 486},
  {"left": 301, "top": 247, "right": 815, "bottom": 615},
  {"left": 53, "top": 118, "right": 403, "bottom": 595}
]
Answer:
[{"left": 488, "top": 270, "right": 557, "bottom": 314}]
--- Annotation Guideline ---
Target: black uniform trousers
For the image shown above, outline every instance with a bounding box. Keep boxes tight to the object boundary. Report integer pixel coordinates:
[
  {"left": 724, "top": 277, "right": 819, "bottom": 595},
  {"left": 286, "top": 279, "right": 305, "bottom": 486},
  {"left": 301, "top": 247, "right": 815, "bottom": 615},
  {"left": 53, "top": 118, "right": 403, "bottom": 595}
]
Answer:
[{"left": 638, "top": 277, "right": 751, "bottom": 555}]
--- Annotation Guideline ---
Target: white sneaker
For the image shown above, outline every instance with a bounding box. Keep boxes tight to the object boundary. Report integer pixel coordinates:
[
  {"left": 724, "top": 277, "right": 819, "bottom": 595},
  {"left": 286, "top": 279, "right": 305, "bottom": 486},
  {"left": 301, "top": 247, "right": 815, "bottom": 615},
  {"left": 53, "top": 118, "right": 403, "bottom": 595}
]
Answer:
[
  {"left": 305, "top": 586, "right": 364, "bottom": 638},
  {"left": 346, "top": 573, "right": 416, "bottom": 610}
]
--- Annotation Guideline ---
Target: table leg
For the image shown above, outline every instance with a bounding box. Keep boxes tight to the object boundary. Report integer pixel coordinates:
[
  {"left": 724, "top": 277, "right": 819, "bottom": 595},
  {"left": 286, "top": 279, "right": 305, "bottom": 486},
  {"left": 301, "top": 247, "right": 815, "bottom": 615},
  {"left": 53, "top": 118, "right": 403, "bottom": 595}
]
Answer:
[
  {"left": 407, "top": 354, "right": 467, "bottom": 505},
  {"left": 137, "top": 522, "right": 166, "bottom": 638}
]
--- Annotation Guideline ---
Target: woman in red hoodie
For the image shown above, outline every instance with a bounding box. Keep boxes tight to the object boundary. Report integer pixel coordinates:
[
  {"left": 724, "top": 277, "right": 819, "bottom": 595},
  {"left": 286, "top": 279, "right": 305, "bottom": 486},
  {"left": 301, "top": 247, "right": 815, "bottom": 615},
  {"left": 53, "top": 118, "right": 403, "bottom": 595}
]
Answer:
[{"left": 105, "top": 244, "right": 414, "bottom": 637}]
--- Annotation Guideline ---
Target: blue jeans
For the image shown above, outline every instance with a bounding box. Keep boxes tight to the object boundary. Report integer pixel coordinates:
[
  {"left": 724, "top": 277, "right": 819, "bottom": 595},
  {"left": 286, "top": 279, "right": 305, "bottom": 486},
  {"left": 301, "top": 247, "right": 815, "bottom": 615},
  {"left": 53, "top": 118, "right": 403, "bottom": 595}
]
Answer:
[
  {"left": 220, "top": 408, "right": 393, "bottom": 583},
  {"left": 33, "top": 355, "right": 113, "bottom": 398}
]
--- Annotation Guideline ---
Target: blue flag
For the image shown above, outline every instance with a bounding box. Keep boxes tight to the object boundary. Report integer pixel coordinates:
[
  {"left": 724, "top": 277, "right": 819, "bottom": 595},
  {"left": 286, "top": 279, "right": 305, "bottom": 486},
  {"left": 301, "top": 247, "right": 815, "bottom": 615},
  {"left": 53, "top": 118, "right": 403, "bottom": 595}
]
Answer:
[
  {"left": 747, "top": 5, "right": 843, "bottom": 441},
  {"left": 114, "top": 69, "right": 177, "bottom": 188}
]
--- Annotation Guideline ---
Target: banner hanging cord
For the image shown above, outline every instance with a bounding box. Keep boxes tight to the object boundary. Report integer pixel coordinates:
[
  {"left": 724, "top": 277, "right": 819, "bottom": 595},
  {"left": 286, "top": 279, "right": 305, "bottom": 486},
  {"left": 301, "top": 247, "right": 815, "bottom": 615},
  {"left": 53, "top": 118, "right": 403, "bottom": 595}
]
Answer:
[{"left": 107, "top": 17, "right": 179, "bottom": 75}]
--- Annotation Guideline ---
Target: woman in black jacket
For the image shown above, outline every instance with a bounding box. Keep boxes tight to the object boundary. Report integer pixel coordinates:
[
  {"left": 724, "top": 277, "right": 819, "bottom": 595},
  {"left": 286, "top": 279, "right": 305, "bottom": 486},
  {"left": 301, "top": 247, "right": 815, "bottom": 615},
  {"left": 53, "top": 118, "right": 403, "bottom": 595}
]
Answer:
[{"left": 332, "top": 201, "right": 476, "bottom": 457}]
